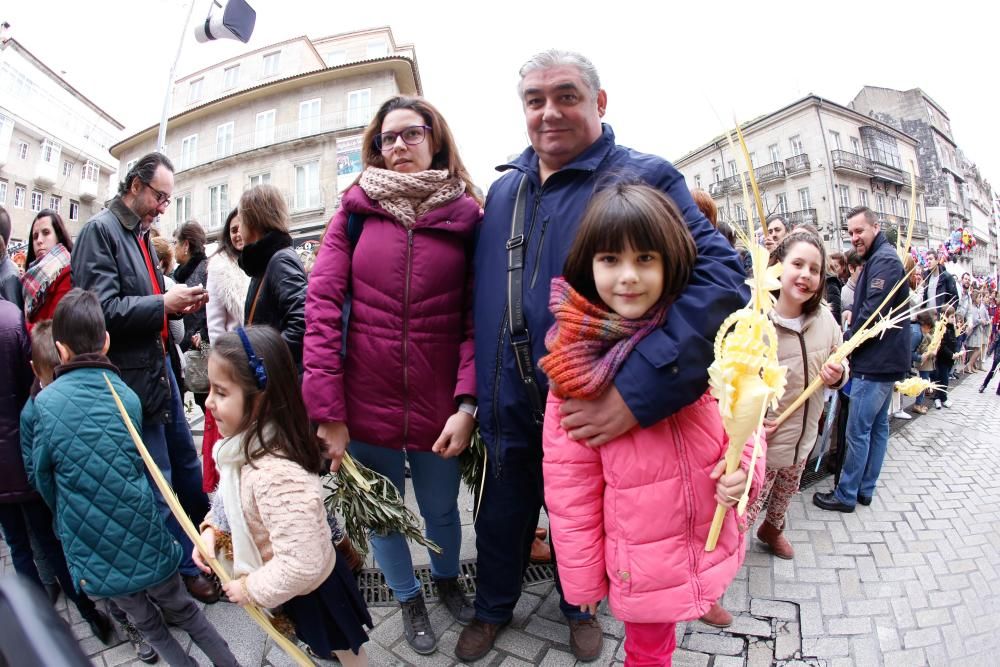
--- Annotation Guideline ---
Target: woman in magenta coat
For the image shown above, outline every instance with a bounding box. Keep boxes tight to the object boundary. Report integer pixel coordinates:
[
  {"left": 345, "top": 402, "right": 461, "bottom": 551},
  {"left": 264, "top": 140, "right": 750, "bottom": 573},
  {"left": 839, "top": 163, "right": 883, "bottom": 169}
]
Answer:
[{"left": 303, "top": 96, "right": 481, "bottom": 655}]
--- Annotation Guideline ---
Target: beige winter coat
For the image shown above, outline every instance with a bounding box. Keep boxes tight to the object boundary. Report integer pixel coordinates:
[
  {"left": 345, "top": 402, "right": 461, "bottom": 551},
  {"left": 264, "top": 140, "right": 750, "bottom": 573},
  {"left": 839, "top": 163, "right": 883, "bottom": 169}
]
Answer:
[{"left": 765, "top": 306, "right": 848, "bottom": 470}]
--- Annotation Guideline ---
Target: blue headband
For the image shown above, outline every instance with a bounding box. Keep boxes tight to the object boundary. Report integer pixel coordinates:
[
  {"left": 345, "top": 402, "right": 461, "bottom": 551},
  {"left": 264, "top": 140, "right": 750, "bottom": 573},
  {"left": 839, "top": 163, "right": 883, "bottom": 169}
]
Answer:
[{"left": 236, "top": 327, "right": 267, "bottom": 389}]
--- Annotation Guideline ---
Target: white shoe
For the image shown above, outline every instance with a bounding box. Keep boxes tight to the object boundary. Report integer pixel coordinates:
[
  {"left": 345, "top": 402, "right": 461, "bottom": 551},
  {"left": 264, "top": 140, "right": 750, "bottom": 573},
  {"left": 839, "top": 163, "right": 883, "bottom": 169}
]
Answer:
[
  {"left": 934, "top": 399, "right": 942, "bottom": 409},
  {"left": 892, "top": 411, "right": 912, "bottom": 420},
  {"left": 943, "top": 399, "right": 953, "bottom": 408}
]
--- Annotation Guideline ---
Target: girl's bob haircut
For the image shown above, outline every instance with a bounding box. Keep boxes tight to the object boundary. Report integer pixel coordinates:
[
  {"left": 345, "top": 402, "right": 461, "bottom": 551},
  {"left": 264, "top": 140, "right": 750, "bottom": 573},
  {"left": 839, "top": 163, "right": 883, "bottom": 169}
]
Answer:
[
  {"left": 562, "top": 182, "right": 697, "bottom": 307},
  {"left": 768, "top": 228, "right": 828, "bottom": 316},
  {"left": 210, "top": 325, "right": 325, "bottom": 474}
]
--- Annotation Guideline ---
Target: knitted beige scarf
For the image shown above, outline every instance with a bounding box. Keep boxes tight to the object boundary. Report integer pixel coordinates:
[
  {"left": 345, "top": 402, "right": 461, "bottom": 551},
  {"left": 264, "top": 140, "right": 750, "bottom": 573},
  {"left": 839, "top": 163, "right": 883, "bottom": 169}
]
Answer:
[{"left": 359, "top": 167, "right": 464, "bottom": 227}]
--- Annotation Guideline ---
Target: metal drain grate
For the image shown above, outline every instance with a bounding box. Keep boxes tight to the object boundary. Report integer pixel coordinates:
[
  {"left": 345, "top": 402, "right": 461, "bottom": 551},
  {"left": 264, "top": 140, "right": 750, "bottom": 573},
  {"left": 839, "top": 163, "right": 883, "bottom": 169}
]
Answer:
[
  {"left": 356, "top": 559, "right": 556, "bottom": 606},
  {"left": 799, "top": 459, "right": 832, "bottom": 490}
]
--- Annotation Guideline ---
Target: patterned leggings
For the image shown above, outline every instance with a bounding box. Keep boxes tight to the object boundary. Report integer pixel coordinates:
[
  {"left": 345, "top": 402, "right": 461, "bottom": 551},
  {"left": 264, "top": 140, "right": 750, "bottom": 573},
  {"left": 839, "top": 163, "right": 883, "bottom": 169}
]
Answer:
[{"left": 747, "top": 458, "right": 808, "bottom": 530}]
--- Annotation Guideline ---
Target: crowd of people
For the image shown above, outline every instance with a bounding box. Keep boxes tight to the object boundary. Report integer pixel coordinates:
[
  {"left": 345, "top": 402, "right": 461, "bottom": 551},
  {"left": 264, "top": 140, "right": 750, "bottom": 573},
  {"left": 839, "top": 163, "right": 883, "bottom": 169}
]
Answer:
[{"left": 0, "top": 47, "right": 998, "bottom": 667}]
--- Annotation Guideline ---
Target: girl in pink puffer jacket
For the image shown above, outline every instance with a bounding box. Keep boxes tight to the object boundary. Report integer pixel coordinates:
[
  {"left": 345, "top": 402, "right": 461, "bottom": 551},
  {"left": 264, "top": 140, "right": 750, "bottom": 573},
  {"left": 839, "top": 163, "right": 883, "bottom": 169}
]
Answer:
[{"left": 539, "top": 184, "right": 764, "bottom": 666}]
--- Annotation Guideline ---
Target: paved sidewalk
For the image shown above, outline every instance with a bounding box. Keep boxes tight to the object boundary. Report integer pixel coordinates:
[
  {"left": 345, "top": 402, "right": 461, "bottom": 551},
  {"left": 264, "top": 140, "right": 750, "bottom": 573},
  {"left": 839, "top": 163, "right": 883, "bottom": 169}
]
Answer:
[{"left": 6, "top": 374, "right": 999, "bottom": 666}]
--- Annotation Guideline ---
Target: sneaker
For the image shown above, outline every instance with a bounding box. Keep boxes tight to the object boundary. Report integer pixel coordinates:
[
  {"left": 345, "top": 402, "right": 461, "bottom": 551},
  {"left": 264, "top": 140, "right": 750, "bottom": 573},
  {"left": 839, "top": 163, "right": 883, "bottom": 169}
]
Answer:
[
  {"left": 943, "top": 399, "right": 953, "bottom": 408},
  {"left": 434, "top": 577, "right": 474, "bottom": 626},
  {"left": 934, "top": 399, "right": 942, "bottom": 409},
  {"left": 400, "top": 596, "right": 437, "bottom": 655},
  {"left": 118, "top": 616, "right": 159, "bottom": 664},
  {"left": 892, "top": 410, "right": 912, "bottom": 420}
]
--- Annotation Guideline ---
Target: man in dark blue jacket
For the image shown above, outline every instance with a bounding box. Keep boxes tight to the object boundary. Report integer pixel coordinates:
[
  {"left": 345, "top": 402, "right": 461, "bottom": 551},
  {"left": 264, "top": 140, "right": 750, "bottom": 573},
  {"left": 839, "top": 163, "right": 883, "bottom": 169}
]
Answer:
[
  {"left": 814, "top": 206, "right": 909, "bottom": 513},
  {"left": 458, "top": 49, "right": 748, "bottom": 661}
]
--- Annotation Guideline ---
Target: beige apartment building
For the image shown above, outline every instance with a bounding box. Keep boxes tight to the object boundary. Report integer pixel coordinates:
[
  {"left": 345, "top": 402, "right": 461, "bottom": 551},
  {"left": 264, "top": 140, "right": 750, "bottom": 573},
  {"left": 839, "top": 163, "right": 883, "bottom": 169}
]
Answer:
[
  {"left": 675, "top": 95, "right": 927, "bottom": 252},
  {"left": 110, "top": 27, "right": 421, "bottom": 241},
  {"left": 0, "top": 35, "right": 121, "bottom": 248}
]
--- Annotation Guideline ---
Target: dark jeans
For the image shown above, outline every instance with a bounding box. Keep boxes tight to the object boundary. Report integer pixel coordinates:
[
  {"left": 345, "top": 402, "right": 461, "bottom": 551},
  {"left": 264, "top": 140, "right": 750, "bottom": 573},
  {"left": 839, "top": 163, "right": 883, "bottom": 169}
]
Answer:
[
  {"left": 142, "top": 364, "right": 209, "bottom": 577},
  {"left": 933, "top": 363, "right": 953, "bottom": 401},
  {"left": 0, "top": 498, "right": 97, "bottom": 618},
  {"left": 110, "top": 574, "right": 237, "bottom": 667},
  {"left": 473, "top": 446, "right": 590, "bottom": 624},
  {"left": 982, "top": 343, "right": 1000, "bottom": 394}
]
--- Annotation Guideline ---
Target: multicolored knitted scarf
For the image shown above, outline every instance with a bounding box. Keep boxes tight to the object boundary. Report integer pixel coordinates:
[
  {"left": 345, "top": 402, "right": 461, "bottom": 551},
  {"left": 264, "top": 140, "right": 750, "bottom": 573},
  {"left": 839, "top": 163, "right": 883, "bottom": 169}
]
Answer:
[
  {"left": 359, "top": 167, "right": 465, "bottom": 227},
  {"left": 22, "top": 243, "right": 71, "bottom": 320},
  {"left": 539, "top": 277, "right": 670, "bottom": 400}
]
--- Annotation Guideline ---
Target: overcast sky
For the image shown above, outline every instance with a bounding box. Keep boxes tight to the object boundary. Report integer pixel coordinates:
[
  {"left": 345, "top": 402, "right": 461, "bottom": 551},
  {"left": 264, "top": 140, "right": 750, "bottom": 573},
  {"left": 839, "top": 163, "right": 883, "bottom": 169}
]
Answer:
[{"left": 8, "top": 0, "right": 1000, "bottom": 195}]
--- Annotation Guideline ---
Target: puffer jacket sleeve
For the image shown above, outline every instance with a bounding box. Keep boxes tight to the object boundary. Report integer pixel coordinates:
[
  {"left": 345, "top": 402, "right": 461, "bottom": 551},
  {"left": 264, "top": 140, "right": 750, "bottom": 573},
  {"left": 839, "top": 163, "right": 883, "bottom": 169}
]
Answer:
[
  {"left": 20, "top": 399, "right": 37, "bottom": 490},
  {"left": 268, "top": 250, "right": 307, "bottom": 365},
  {"left": 303, "top": 208, "right": 352, "bottom": 423},
  {"left": 244, "top": 460, "right": 333, "bottom": 608},
  {"left": 71, "top": 222, "right": 165, "bottom": 337},
  {"left": 614, "top": 163, "right": 749, "bottom": 427},
  {"left": 25, "top": 401, "right": 56, "bottom": 510},
  {"left": 542, "top": 393, "right": 608, "bottom": 606},
  {"left": 454, "top": 223, "right": 479, "bottom": 400}
]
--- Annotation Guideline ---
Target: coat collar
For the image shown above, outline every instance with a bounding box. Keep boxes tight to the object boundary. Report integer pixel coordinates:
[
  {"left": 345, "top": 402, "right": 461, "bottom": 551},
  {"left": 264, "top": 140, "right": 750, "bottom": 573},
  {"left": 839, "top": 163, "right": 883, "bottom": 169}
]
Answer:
[
  {"left": 239, "top": 230, "right": 293, "bottom": 278},
  {"left": 341, "top": 185, "right": 481, "bottom": 228},
  {"left": 53, "top": 353, "right": 121, "bottom": 380},
  {"left": 498, "top": 123, "right": 617, "bottom": 182},
  {"left": 108, "top": 196, "right": 143, "bottom": 232}
]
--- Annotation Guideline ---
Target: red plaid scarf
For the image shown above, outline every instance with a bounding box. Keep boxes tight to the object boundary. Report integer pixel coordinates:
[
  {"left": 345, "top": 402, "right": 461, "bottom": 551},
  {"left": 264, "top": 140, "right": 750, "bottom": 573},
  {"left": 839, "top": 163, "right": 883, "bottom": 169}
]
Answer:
[
  {"left": 539, "top": 277, "right": 669, "bottom": 400},
  {"left": 22, "top": 244, "right": 71, "bottom": 320}
]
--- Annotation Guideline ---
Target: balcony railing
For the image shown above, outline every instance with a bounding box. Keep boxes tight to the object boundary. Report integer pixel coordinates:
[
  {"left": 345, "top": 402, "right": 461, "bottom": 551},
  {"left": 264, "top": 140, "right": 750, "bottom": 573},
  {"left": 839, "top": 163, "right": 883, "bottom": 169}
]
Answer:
[
  {"left": 868, "top": 160, "right": 906, "bottom": 185},
  {"left": 830, "top": 150, "right": 869, "bottom": 175},
  {"left": 754, "top": 161, "right": 785, "bottom": 184},
  {"left": 785, "top": 154, "right": 810, "bottom": 175},
  {"left": 945, "top": 199, "right": 970, "bottom": 221},
  {"left": 708, "top": 181, "right": 726, "bottom": 198},
  {"left": 787, "top": 208, "right": 817, "bottom": 227},
  {"left": 167, "top": 107, "right": 375, "bottom": 174}
]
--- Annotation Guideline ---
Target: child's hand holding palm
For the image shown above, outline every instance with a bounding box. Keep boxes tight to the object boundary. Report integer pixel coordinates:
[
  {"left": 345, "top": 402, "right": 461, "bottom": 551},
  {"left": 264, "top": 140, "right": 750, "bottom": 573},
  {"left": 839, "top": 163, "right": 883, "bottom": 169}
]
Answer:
[{"left": 710, "top": 460, "right": 748, "bottom": 508}]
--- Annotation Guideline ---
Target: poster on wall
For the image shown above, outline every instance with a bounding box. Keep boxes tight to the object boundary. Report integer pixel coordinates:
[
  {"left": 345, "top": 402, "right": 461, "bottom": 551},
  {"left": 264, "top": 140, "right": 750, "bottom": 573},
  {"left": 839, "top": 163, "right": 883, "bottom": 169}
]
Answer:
[{"left": 336, "top": 135, "right": 363, "bottom": 197}]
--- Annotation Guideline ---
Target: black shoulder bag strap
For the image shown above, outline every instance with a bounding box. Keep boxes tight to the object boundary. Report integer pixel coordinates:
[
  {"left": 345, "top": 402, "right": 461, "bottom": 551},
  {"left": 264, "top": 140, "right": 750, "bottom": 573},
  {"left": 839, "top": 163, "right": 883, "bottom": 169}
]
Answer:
[{"left": 506, "top": 174, "right": 546, "bottom": 425}]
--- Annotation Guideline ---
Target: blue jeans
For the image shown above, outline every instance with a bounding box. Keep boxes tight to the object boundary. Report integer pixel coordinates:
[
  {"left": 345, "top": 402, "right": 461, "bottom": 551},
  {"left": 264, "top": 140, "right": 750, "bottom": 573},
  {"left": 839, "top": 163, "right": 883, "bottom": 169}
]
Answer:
[
  {"left": 835, "top": 376, "right": 894, "bottom": 506},
  {"left": 348, "top": 441, "right": 462, "bottom": 602},
  {"left": 142, "top": 365, "right": 209, "bottom": 577},
  {"left": 914, "top": 370, "right": 933, "bottom": 406}
]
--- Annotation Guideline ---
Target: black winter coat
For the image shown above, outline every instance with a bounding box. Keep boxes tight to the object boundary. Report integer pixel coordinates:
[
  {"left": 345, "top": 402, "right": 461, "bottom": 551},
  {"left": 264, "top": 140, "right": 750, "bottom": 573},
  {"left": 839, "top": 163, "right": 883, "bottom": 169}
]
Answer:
[
  {"left": 71, "top": 197, "right": 179, "bottom": 423},
  {"left": 239, "top": 231, "right": 307, "bottom": 365},
  {"left": 924, "top": 268, "right": 958, "bottom": 313},
  {"left": 174, "top": 253, "right": 209, "bottom": 351},
  {"left": 825, "top": 274, "right": 843, "bottom": 326},
  {"left": 0, "top": 299, "right": 37, "bottom": 503}
]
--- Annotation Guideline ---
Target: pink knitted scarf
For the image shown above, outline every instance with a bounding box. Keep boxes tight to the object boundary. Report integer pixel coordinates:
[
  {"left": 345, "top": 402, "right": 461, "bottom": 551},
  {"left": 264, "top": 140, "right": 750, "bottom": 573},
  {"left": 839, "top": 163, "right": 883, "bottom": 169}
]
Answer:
[
  {"left": 539, "top": 277, "right": 669, "bottom": 400},
  {"left": 358, "top": 167, "right": 465, "bottom": 227}
]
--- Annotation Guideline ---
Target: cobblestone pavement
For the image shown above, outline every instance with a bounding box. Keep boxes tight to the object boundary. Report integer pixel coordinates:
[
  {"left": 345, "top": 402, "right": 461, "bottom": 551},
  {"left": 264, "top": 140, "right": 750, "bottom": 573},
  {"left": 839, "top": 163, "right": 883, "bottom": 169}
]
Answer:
[{"left": 5, "top": 373, "right": 998, "bottom": 666}]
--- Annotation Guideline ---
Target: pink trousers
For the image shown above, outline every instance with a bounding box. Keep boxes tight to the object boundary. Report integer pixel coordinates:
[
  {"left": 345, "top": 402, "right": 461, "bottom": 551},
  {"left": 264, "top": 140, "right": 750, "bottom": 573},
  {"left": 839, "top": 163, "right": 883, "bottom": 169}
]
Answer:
[{"left": 624, "top": 621, "right": 677, "bottom": 666}]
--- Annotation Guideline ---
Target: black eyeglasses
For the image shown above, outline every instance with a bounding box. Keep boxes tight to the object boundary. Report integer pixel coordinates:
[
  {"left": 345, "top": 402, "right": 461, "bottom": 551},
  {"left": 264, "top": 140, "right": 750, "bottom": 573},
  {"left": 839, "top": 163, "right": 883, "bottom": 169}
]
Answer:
[
  {"left": 143, "top": 181, "right": 172, "bottom": 206},
  {"left": 375, "top": 125, "right": 432, "bottom": 152}
]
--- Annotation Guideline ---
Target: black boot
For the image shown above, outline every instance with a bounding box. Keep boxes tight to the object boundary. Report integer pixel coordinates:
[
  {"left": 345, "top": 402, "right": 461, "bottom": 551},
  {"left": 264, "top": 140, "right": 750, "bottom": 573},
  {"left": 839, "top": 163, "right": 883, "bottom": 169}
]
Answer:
[
  {"left": 82, "top": 609, "right": 113, "bottom": 645},
  {"left": 435, "top": 577, "right": 474, "bottom": 625},
  {"left": 400, "top": 595, "right": 437, "bottom": 655}
]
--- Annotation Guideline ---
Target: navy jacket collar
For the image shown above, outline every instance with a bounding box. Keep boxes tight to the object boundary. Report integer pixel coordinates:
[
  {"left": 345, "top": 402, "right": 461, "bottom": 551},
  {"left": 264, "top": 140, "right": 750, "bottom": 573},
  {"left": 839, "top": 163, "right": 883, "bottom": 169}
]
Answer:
[{"left": 498, "top": 124, "right": 617, "bottom": 181}]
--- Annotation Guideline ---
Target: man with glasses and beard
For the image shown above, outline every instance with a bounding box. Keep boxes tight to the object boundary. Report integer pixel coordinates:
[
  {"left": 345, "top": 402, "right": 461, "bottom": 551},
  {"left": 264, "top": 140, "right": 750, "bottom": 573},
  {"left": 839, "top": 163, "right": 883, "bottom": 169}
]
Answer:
[{"left": 71, "top": 153, "right": 219, "bottom": 618}]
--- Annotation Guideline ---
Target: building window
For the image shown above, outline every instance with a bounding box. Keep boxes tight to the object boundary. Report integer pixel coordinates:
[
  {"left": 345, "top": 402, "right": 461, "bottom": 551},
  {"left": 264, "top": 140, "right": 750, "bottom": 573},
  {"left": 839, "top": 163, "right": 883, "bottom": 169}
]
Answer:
[
  {"left": 82, "top": 161, "right": 100, "bottom": 182},
  {"left": 41, "top": 139, "right": 61, "bottom": 164},
  {"left": 789, "top": 135, "right": 803, "bottom": 156},
  {"left": 0, "top": 181, "right": 6, "bottom": 204},
  {"left": 262, "top": 52, "right": 280, "bottom": 77},
  {"left": 254, "top": 109, "right": 276, "bottom": 147},
  {"left": 858, "top": 189, "right": 869, "bottom": 207},
  {"left": 860, "top": 126, "right": 902, "bottom": 169},
  {"left": 798, "top": 187, "right": 811, "bottom": 211},
  {"left": 693, "top": 174, "right": 702, "bottom": 189},
  {"left": 876, "top": 193, "right": 886, "bottom": 213},
  {"left": 768, "top": 144, "right": 781, "bottom": 163},
  {"left": 62, "top": 160, "right": 73, "bottom": 177},
  {"left": 889, "top": 198, "right": 898, "bottom": 215},
  {"left": 14, "top": 184, "right": 26, "bottom": 208},
  {"left": 775, "top": 193, "right": 788, "bottom": 215},
  {"left": 180, "top": 135, "right": 198, "bottom": 170},
  {"left": 49, "top": 195, "right": 61, "bottom": 212},
  {"left": 69, "top": 200, "right": 79, "bottom": 221},
  {"left": 712, "top": 166, "right": 722, "bottom": 183},
  {"left": 837, "top": 185, "right": 850, "bottom": 208},
  {"left": 850, "top": 137, "right": 862, "bottom": 154},
  {"left": 902, "top": 198, "right": 909, "bottom": 218},
  {"left": 188, "top": 78, "right": 204, "bottom": 104},
  {"left": 828, "top": 131, "right": 842, "bottom": 151},
  {"left": 347, "top": 89, "right": 372, "bottom": 127},
  {"left": 294, "top": 161, "right": 321, "bottom": 210},
  {"left": 208, "top": 184, "right": 230, "bottom": 230},
  {"left": 249, "top": 172, "right": 271, "bottom": 188},
  {"left": 298, "top": 98, "right": 321, "bottom": 137},
  {"left": 175, "top": 193, "right": 192, "bottom": 227},
  {"left": 223, "top": 65, "right": 240, "bottom": 90},
  {"left": 30, "top": 190, "right": 43, "bottom": 212},
  {"left": 916, "top": 203, "right": 923, "bottom": 220},
  {"left": 366, "top": 39, "right": 388, "bottom": 58},
  {"left": 727, "top": 160, "right": 738, "bottom": 178},
  {"left": 748, "top": 152, "right": 757, "bottom": 168},
  {"left": 17, "top": 141, "right": 28, "bottom": 159},
  {"left": 216, "top": 122, "right": 234, "bottom": 158},
  {"left": 325, "top": 50, "right": 347, "bottom": 66}
]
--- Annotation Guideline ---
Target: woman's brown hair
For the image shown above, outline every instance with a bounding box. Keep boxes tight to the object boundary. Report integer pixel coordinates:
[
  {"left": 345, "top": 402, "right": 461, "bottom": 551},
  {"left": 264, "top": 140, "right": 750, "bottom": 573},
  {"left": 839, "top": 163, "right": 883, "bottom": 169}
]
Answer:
[
  {"left": 238, "top": 184, "right": 289, "bottom": 237},
  {"left": 360, "top": 96, "right": 482, "bottom": 205},
  {"left": 26, "top": 209, "right": 74, "bottom": 266},
  {"left": 690, "top": 188, "right": 717, "bottom": 227},
  {"left": 769, "top": 229, "right": 828, "bottom": 316},
  {"left": 562, "top": 182, "right": 697, "bottom": 307},
  {"left": 210, "top": 326, "right": 324, "bottom": 474}
]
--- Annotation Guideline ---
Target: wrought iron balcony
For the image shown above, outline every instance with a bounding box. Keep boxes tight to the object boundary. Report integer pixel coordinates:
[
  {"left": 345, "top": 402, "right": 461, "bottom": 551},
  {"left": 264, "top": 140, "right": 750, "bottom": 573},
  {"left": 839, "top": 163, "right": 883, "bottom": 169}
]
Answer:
[
  {"left": 785, "top": 154, "right": 810, "bottom": 175},
  {"left": 830, "top": 150, "right": 869, "bottom": 175},
  {"left": 754, "top": 161, "right": 785, "bottom": 184},
  {"left": 708, "top": 181, "right": 726, "bottom": 198},
  {"left": 868, "top": 160, "right": 906, "bottom": 185},
  {"left": 787, "top": 209, "right": 817, "bottom": 227}
]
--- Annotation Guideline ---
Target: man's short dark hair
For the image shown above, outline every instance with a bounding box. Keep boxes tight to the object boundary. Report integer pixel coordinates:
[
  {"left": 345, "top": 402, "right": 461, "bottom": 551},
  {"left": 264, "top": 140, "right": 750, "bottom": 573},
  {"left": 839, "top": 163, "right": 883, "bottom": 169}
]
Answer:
[
  {"left": 53, "top": 288, "right": 106, "bottom": 355},
  {"left": 765, "top": 214, "right": 787, "bottom": 229},
  {"left": 926, "top": 249, "right": 938, "bottom": 260},
  {"left": 845, "top": 205, "right": 877, "bottom": 226},
  {"left": 118, "top": 152, "right": 175, "bottom": 196},
  {"left": 0, "top": 205, "right": 11, "bottom": 244}
]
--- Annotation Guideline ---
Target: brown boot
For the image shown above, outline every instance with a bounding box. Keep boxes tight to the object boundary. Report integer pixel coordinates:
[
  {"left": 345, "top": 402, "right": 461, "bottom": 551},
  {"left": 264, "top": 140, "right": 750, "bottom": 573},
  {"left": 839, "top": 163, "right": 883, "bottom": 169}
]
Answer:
[
  {"left": 568, "top": 617, "right": 603, "bottom": 662},
  {"left": 699, "top": 601, "right": 733, "bottom": 628},
  {"left": 756, "top": 521, "right": 794, "bottom": 559},
  {"left": 335, "top": 535, "right": 365, "bottom": 574},
  {"left": 529, "top": 537, "right": 551, "bottom": 564},
  {"left": 455, "top": 618, "right": 508, "bottom": 662}
]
